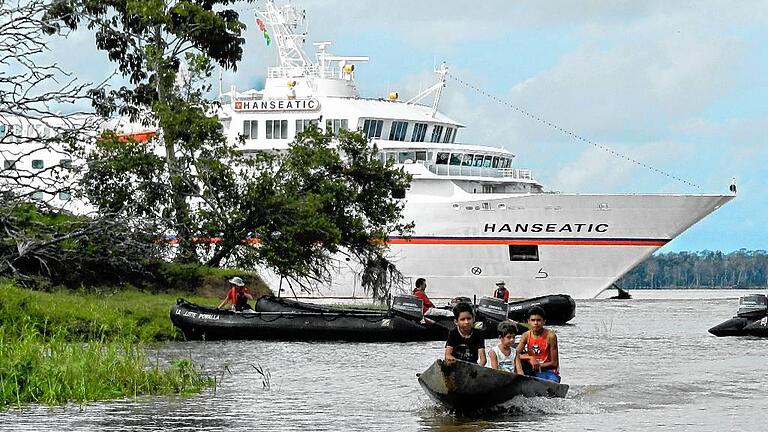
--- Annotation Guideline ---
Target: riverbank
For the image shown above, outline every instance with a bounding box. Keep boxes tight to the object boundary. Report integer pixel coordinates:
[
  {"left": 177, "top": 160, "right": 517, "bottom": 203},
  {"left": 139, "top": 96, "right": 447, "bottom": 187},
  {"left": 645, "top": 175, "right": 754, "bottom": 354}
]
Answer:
[{"left": 0, "top": 273, "right": 272, "bottom": 409}]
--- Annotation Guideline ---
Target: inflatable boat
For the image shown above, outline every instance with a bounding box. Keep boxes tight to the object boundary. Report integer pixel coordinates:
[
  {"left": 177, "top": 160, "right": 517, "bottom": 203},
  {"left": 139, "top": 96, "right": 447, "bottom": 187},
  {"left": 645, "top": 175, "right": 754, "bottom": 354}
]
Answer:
[
  {"left": 417, "top": 359, "right": 568, "bottom": 414},
  {"left": 172, "top": 294, "right": 538, "bottom": 342},
  {"left": 170, "top": 295, "right": 448, "bottom": 342},
  {"left": 256, "top": 293, "right": 576, "bottom": 325},
  {"left": 708, "top": 294, "right": 768, "bottom": 337},
  {"left": 255, "top": 295, "right": 532, "bottom": 338}
]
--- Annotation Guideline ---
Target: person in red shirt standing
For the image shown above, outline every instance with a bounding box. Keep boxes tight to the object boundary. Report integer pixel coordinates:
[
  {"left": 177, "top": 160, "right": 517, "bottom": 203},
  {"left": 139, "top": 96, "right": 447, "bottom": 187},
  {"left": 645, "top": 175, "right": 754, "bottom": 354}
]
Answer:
[
  {"left": 412, "top": 278, "right": 435, "bottom": 314},
  {"left": 217, "top": 276, "right": 253, "bottom": 311},
  {"left": 493, "top": 280, "right": 510, "bottom": 302}
]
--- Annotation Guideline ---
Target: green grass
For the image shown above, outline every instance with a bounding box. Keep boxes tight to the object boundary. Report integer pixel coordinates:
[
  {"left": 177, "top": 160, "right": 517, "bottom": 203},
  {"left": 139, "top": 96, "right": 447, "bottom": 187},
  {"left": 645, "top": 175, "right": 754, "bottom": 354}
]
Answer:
[
  {"left": 0, "top": 324, "right": 212, "bottom": 409},
  {"left": 0, "top": 281, "right": 229, "bottom": 409},
  {"left": 0, "top": 280, "right": 219, "bottom": 342}
]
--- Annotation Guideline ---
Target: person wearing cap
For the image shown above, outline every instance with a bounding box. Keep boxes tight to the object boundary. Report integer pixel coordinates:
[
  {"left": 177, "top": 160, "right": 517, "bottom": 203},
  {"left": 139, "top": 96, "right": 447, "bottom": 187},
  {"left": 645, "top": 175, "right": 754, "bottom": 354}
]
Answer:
[
  {"left": 217, "top": 276, "right": 253, "bottom": 311},
  {"left": 493, "top": 280, "right": 510, "bottom": 302}
]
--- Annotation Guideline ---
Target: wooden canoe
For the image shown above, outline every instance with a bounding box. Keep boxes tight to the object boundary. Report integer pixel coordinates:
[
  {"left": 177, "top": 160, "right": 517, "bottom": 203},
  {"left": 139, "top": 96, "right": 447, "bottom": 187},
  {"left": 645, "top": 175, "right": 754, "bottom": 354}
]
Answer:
[{"left": 417, "top": 359, "right": 568, "bottom": 413}]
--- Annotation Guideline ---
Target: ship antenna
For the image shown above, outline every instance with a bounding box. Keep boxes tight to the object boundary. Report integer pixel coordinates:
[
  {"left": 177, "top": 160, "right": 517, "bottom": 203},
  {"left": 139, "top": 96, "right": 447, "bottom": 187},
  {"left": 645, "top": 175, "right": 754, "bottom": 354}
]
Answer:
[
  {"left": 218, "top": 66, "right": 223, "bottom": 102},
  {"left": 405, "top": 62, "right": 448, "bottom": 118}
]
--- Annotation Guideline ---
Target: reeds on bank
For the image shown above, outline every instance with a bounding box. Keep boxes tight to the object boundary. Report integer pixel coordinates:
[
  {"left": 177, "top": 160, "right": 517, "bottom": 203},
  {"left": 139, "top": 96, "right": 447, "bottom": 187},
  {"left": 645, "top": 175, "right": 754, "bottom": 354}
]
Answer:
[{"left": 0, "top": 281, "right": 216, "bottom": 409}]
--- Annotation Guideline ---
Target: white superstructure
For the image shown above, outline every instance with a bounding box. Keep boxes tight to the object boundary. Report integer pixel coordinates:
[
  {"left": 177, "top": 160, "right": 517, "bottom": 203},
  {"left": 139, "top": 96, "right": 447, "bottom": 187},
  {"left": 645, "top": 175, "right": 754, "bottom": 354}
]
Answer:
[{"left": 222, "top": 1, "right": 733, "bottom": 300}]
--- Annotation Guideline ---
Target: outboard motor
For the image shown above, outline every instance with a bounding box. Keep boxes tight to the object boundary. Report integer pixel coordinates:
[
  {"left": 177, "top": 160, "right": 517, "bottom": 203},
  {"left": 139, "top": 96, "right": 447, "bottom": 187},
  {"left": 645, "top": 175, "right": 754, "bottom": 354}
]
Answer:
[
  {"left": 737, "top": 294, "right": 767, "bottom": 318},
  {"left": 476, "top": 296, "right": 509, "bottom": 323},
  {"left": 390, "top": 294, "right": 424, "bottom": 321}
]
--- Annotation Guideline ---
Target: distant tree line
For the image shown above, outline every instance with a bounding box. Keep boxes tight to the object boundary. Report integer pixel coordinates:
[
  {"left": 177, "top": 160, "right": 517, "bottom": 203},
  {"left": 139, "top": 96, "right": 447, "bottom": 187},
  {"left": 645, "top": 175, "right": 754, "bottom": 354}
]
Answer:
[{"left": 619, "top": 249, "right": 768, "bottom": 289}]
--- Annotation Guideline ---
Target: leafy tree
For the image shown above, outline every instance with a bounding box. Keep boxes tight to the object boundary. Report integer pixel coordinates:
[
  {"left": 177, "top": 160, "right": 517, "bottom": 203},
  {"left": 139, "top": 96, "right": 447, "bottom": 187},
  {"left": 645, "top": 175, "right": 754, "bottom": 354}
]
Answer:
[
  {"left": 44, "top": 0, "right": 246, "bottom": 262},
  {"left": 45, "top": 1, "right": 414, "bottom": 298}
]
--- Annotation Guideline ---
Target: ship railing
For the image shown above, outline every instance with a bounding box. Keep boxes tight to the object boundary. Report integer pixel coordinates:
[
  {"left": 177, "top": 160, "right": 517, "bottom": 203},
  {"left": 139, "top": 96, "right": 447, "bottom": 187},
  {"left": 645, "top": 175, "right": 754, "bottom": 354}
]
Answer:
[
  {"left": 267, "top": 65, "right": 336, "bottom": 79},
  {"left": 425, "top": 163, "right": 533, "bottom": 179}
]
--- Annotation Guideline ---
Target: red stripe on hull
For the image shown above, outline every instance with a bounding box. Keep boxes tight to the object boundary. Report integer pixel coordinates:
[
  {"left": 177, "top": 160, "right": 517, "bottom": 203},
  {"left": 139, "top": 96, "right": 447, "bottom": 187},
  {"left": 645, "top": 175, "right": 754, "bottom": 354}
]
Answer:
[{"left": 387, "top": 238, "right": 668, "bottom": 247}]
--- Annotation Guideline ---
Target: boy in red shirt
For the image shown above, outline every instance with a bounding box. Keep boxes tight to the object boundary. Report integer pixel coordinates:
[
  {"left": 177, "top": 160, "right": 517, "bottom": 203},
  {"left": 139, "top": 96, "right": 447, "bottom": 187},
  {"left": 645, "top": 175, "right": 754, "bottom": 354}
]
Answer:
[{"left": 515, "top": 306, "right": 560, "bottom": 382}]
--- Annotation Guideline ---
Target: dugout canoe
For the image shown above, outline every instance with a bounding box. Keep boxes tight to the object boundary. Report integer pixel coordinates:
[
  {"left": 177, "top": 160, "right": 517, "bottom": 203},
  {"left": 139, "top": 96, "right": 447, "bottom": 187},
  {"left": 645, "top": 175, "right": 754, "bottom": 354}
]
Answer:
[
  {"left": 417, "top": 359, "right": 569, "bottom": 413},
  {"left": 170, "top": 298, "right": 449, "bottom": 342}
]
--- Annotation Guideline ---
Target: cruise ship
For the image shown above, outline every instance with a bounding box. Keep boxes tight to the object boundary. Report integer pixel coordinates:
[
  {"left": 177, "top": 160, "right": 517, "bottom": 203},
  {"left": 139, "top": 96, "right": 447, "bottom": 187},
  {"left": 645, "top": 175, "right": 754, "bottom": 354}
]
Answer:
[
  {"left": 1, "top": 1, "right": 734, "bottom": 300},
  {"left": 220, "top": 1, "right": 733, "bottom": 300}
]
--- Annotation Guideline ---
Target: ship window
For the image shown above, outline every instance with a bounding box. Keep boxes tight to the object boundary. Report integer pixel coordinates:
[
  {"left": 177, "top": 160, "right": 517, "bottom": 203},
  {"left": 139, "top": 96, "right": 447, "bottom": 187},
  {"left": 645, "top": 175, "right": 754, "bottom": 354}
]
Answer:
[
  {"left": 0, "top": 124, "right": 6, "bottom": 136},
  {"left": 31, "top": 191, "right": 44, "bottom": 201},
  {"left": 388, "top": 121, "right": 408, "bottom": 141},
  {"left": 436, "top": 152, "right": 450, "bottom": 165},
  {"left": 415, "top": 151, "right": 427, "bottom": 161},
  {"left": 32, "top": 159, "right": 44, "bottom": 169},
  {"left": 473, "top": 154, "right": 484, "bottom": 167},
  {"left": 362, "top": 119, "right": 384, "bottom": 138},
  {"left": 492, "top": 156, "right": 500, "bottom": 168},
  {"left": 296, "top": 119, "right": 318, "bottom": 135},
  {"left": 266, "top": 120, "right": 288, "bottom": 139},
  {"left": 3, "top": 160, "right": 15, "bottom": 170},
  {"left": 326, "top": 119, "right": 348, "bottom": 136},
  {"left": 443, "top": 127, "right": 455, "bottom": 143},
  {"left": 411, "top": 123, "right": 428, "bottom": 142},
  {"left": 386, "top": 152, "right": 398, "bottom": 162},
  {"left": 509, "top": 245, "right": 539, "bottom": 261},
  {"left": 430, "top": 125, "right": 443, "bottom": 143},
  {"left": 449, "top": 153, "right": 462, "bottom": 166},
  {"left": 399, "top": 151, "right": 416, "bottom": 163},
  {"left": 59, "top": 159, "right": 72, "bottom": 168},
  {"left": 59, "top": 191, "right": 71, "bottom": 201},
  {"left": 483, "top": 155, "right": 492, "bottom": 168},
  {"left": 242, "top": 120, "right": 258, "bottom": 139},
  {"left": 462, "top": 154, "right": 474, "bottom": 166}
]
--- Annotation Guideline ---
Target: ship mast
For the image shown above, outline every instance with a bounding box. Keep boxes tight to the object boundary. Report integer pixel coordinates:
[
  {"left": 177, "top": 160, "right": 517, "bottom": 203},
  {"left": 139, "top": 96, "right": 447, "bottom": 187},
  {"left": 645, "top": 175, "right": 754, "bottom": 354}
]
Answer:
[
  {"left": 257, "top": 0, "right": 312, "bottom": 69},
  {"left": 406, "top": 62, "right": 448, "bottom": 117}
]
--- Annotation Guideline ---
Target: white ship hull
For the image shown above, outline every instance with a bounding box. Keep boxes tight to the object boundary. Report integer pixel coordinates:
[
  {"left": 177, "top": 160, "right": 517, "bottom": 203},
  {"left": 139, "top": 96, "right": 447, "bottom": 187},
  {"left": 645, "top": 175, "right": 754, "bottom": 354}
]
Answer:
[{"left": 263, "top": 192, "right": 733, "bottom": 300}]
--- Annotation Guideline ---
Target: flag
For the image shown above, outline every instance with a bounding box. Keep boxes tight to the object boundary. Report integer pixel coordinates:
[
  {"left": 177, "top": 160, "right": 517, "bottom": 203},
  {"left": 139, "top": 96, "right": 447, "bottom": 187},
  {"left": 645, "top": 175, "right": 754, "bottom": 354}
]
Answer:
[
  {"left": 263, "top": 30, "right": 271, "bottom": 46},
  {"left": 256, "top": 18, "right": 266, "bottom": 32}
]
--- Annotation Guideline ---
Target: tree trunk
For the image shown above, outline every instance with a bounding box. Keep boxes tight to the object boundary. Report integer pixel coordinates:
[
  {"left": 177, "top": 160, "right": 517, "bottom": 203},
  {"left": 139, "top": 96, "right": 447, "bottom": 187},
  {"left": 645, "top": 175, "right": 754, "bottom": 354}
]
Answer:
[{"left": 154, "top": 24, "right": 196, "bottom": 263}]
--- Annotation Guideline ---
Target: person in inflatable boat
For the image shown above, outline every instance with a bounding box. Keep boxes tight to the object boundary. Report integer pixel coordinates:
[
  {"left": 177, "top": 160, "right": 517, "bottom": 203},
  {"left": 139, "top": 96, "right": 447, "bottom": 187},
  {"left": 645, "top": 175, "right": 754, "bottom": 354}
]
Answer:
[{"left": 217, "top": 277, "right": 253, "bottom": 312}]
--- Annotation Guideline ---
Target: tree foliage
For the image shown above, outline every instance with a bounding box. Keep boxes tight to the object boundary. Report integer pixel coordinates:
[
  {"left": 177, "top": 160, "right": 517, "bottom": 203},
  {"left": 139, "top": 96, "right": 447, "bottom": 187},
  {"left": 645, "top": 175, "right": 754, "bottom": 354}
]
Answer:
[
  {"left": 619, "top": 249, "right": 768, "bottom": 289},
  {"left": 83, "top": 124, "right": 413, "bottom": 298},
  {"left": 44, "top": 1, "right": 414, "bottom": 298},
  {"left": 1, "top": 0, "right": 98, "bottom": 202},
  {"left": 44, "top": 0, "right": 247, "bottom": 262}
]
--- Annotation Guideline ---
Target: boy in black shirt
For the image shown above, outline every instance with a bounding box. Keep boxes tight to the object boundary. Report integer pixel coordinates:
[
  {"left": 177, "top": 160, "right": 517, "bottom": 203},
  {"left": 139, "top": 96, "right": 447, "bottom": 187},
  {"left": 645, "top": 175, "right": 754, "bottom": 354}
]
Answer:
[{"left": 444, "top": 302, "right": 486, "bottom": 366}]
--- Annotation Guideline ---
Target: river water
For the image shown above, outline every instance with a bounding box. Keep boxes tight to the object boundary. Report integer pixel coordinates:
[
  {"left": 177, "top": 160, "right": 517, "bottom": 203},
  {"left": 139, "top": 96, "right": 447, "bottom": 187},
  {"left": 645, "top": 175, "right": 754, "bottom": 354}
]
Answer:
[{"left": 3, "top": 289, "right": 767, "bottom": 431}]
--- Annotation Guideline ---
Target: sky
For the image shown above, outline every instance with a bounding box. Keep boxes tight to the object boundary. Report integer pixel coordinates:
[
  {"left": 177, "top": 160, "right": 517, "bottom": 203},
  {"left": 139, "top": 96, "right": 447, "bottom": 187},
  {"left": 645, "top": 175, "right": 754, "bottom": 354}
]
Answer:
[{"left": 42, "top": 0, "right": 767, "bottom": 253}]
